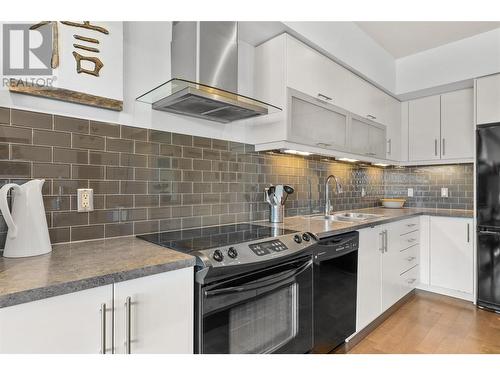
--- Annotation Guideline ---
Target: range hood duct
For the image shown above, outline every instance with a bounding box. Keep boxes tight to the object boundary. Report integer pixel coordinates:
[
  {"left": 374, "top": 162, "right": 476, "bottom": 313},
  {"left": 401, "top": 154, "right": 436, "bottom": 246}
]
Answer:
[{"left": 136, "top": 22, "right": 280, "bottom": 123}]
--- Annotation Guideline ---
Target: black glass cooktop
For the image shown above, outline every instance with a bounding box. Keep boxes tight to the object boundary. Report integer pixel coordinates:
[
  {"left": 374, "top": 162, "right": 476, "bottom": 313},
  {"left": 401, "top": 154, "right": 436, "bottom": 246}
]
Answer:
[{"left": 137, "top": 223, "right": 298, "bottom": 253}]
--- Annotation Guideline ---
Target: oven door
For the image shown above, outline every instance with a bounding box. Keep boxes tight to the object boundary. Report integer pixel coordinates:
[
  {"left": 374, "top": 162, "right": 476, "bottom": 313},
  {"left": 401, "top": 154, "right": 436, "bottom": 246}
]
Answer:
[{"left": 199, "top": 256, "right": 313, "bottom": 354}]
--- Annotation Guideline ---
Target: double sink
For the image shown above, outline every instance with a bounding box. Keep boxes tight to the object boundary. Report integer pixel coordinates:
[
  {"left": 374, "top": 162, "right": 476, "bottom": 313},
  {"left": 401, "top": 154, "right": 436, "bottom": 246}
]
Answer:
[{"left": 310, "top": 212, "right": 383, "bottom": 223}]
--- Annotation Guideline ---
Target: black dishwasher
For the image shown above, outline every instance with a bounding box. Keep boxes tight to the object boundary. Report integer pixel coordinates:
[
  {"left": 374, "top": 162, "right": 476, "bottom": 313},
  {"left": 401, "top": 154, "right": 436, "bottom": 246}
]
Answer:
[{"left": 312, "top": 231, "right": 359, "bottom": 353}]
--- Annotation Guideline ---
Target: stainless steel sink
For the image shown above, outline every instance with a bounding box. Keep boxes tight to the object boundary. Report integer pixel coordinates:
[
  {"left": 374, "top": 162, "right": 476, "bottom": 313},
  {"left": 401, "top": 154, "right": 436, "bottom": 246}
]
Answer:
[{"left": 310, "top": 212, "right": 383, "bottom": 222}]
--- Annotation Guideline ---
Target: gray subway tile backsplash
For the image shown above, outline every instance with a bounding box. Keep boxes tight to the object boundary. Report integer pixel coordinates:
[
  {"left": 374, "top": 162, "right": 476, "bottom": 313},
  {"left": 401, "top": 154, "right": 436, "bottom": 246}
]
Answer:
[
  {"left": 0, "top": 107, "right": 474, "bottom": 248},
  {"left": 0, "top": 107, "right": 9, "bottom": 124}
]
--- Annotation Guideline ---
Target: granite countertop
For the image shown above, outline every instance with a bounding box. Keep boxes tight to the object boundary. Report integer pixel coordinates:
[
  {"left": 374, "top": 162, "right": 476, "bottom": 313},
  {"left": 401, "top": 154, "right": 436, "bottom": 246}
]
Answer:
[
  {"left": 0, "top": 237, "right": 195, "bottom": 308},
  {"left": 262, "top": 207, "right": 474, "bottom": 239}
]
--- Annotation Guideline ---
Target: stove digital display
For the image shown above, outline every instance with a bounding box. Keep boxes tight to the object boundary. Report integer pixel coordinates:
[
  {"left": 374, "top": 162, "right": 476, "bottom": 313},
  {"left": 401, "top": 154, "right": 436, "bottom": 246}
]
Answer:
[{"left": 249, "top": 239, "right": 288, "bottom": 256}]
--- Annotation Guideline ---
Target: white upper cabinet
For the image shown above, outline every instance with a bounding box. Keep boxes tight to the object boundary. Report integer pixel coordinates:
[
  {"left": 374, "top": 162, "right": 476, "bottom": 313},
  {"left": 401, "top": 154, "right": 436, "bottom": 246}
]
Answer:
[
  {"left": 286, "top": 36, "right": 348, "bottom": 107},
  {"left": 350, "top": 115, "right": 387, "bottom": 159},
  {"left": 407, "top": 89, "right": 473, "bottom": 162},
  {"left": 440, "top": 88, "right": 474, "bottom": 160},
  {"left": 476, "top": 74, "right": 500, "bottom": 125},
  {"left": 289, "top": 90, "right": 349, "bottom": 151},
  {"left": 254, "top": 33, "right": 400, "bottom": 161},
  {"left": 385, "top": 95, "right": 402, "bottom": 161},
  {"left": 408, "top": 95, "right": 441, "bottom": 161}
]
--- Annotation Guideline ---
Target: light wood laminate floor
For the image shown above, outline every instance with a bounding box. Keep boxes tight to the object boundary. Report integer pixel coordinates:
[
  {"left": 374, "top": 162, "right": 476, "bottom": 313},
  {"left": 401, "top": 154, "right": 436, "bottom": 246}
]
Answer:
[{"left": 346, "top": 291, "right": 500, "bottom": 354}]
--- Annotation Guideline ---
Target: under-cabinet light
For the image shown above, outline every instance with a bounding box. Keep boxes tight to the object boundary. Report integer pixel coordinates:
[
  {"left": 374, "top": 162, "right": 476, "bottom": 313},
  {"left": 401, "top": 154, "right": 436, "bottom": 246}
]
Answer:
[
  {"left": 373, "top": 163, "right": 390, "bottom": 167},
  {"left": 282, "top": 149, "right": 312, "bottom": 156},
  {"left": 337, "top": 157, "right": 358, "bottom": 163}
]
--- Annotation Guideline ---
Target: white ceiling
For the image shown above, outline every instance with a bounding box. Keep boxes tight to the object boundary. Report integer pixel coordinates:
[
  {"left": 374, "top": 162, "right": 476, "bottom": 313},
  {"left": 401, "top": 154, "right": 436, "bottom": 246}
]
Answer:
[{"left": 355, "top": 21, "right": 500, "bottom": 58}]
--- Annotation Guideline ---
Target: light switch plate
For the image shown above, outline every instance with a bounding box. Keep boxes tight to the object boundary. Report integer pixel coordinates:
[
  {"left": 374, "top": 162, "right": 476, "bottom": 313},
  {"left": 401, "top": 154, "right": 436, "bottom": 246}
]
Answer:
[
  {"left": 77, "top": 188, "right": 94, "bottom": 212},
  {"left": 407, "top": 188, "right": 414, "bottom": 197},
  {"left": 361, "top": 187, "right": 366, "bottom": 197},
  {"left": 441, "top": 187, "right": 449, "bottom": 198}
]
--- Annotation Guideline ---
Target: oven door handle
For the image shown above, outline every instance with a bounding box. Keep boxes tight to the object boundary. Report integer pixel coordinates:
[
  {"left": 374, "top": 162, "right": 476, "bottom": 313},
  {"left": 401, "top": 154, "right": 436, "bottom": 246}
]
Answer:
[{"left": 204, "top": 260, "right": 312, "bottom": 297}]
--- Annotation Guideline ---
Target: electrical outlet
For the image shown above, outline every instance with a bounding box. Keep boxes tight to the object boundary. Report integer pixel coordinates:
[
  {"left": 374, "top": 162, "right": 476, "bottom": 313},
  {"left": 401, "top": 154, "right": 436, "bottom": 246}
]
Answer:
[
  {"left": 441, "top": 187, "right": 449, "bottom": 198},
  {"left": 77, "top": 188, "right": 94, "bottom": 212},
  {"left": 407, "top": 188, "right": 414, "bottom": 197},
  {"left": 361, "top": 187, "right": 366, "bottom": 197}
]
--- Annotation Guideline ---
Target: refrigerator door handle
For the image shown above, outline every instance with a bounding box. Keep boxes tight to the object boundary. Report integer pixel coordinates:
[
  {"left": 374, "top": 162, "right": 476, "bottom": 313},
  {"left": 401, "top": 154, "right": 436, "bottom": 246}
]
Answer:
[{"left": 478, "top": 230, "right": 500, "bottom": 236}]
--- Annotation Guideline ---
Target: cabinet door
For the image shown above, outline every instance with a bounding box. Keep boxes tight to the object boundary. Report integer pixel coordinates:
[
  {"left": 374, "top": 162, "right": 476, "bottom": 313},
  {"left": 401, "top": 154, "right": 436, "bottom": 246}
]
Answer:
[
  {"left": 440, "top": 89, "right": 474, "bottom": 160},
  {"left": 356, "top": 227, "right": 382, "bottom": 331},
  {"left": 289, "top": 90, "right": 349, "bottom": 151},
  {"left": 430, "top": 217, "right": 474, "bottom": 294},
  {"left": 382, "top": 225, "right": 403, "bottom": 311},
  {"left": 350, "top": 117, "right": 372, "bottom": 156},
  {"left": 369, "top": 125, "right": 387, "bottom": 158},
  {"left": 114, "top": 268, "right": 194, "bottom": 354},
  {"left": 350, "top": 115, "right": 386, "bottom": 158},
  {"left": 0, "top": 285, "right": 113, "bottom": 354},
  {"left": 286, "top": 35, "right": 348, "bottom": 108},
  {"left": 385, "top": 96, "right": 402, "bottom": 160},
  {"left": 409, "top": 95, "right": 441, "bottom": 161},
  {"left": 476, "top": 74, "right": 500, "bottom": 125}
]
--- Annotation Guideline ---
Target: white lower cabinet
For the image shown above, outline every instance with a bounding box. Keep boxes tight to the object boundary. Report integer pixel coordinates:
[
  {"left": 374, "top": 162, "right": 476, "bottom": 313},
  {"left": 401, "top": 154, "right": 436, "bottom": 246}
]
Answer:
[
  {"left": 356, "top": 227, "right": 382, "bottom": 330},
  {"left": 0, "top": 268, "right": 194, "bottom": 354},
  {"left": 114, "top": 268, "right": 193, "bottom": 354},
  {"left": 357, "top": 218, "right": 420, "bottom": 332},
  {"left": 0, "top": 284, "right": 113, "bottom": 354},
  {"left": 429, "top": 217, "right": 474, "bottom": 296}
]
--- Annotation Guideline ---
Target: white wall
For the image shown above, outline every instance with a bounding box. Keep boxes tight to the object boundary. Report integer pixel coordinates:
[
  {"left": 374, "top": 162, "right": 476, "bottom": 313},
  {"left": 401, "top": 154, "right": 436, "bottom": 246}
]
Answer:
[
  {"left": 396, "top": 28, "right": 500, "bottom": 96},
  {"left": 0, "top": 21, "right": 250, "bottom": 142},
  {"left": 283, "top": 21, "right": 397, "bottom": 94}
]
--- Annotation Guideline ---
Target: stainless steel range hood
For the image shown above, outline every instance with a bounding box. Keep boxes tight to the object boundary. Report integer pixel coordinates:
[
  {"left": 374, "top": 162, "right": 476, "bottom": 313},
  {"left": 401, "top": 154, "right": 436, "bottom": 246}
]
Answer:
[{"left": 136, "top": 22, "right": 280, "bottom": 123}]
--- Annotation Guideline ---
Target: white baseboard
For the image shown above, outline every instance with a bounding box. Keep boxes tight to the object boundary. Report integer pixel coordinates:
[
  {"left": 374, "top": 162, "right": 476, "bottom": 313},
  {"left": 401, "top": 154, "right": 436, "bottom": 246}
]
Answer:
[{"left": 417, "top": 283, "right": 474, "bottom": 302}]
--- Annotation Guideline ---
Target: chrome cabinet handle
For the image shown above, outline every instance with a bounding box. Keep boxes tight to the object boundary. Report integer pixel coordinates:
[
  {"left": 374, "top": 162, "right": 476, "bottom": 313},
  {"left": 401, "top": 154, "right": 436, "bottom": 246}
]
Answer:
[
  {"left": 406, "top": 223, "right": 417, "bottom": 227},
  {"left": 125, "top": 296, "right": 132, "bottom": 354},
  {"left": 434, "top": 139, "right": 438, "bottom": 156},
  {"left": 316, "top": 142, "right": 332, "bottom": 147},
  {"left": 406, "top": 256, "right": 416, "bottom": 261},
  {"left": 407, "top": 238, "right": 417, "bottom": 243},
  {"left": 407, "top": 278, "right": 417, "bottom": 284},
  {"left": 387, "top": 139, "right": 392, "bottom": 155},
  {"left": 442, "top": 138, "right": 446, "bottom": 156},
  {"left": 100, "top": 303, "right": 106, "bottom": 354},
  {"left": 384, "top": 230, "right": 388, "bottom": 253},
  {"left": 379, "top": 231, "right": 384, "bottom": 253},
  {"left": 317, "top": 93, "right": 332, "bottom": 101},
  {"left": 366, "top": 114, "right": 376, "bottom": 120},
  {"left": 467, "top": 223, "right": 470, "bottom": 243}
]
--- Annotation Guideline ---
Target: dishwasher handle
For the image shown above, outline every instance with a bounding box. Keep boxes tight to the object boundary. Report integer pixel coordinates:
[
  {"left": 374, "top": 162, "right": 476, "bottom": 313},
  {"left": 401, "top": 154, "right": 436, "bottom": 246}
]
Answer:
[{"left": 314, "top": 232, "right": 359, "bottom": 261}]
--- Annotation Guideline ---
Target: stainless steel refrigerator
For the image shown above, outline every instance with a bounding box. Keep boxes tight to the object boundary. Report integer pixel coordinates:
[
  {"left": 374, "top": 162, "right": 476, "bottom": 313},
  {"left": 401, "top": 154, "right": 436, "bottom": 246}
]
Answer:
[{"left": 477, "top": 123, "right": 500, "bottom": 312}]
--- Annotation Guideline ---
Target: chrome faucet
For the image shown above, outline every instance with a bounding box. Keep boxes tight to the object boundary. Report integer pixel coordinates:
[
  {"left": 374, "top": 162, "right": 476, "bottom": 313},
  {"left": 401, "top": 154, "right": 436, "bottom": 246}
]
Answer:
[{"left": 325, "top": 175, "right": 343, "bottom": 216}]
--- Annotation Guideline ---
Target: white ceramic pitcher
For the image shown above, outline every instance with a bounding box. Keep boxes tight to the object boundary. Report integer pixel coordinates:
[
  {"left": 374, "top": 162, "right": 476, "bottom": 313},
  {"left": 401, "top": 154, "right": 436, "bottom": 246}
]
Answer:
[{"left": 0, "top": 179, "right": 52, "bottom": 258}]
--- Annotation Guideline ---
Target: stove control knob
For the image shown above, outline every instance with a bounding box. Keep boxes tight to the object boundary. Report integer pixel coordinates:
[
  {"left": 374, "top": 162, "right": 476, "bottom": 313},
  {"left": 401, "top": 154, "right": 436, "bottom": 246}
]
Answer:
[
  {"left": 213, "top": 250, "right": 224, "bottom": 262},
  {"left": 293, "top": 234, "right": 302, "bottom": 244},
  {"left": 227, "top": 247, "right": 238, "bottom": 259},
  {"left": 302, "top": 233, "right": 311, "bottom": 242}
]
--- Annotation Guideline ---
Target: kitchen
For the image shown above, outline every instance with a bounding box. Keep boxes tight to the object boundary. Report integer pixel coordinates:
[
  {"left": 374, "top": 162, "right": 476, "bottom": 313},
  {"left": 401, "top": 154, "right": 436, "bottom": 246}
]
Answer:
[{"left": 1, "top": 1, "right": 500, "bottom": 370}]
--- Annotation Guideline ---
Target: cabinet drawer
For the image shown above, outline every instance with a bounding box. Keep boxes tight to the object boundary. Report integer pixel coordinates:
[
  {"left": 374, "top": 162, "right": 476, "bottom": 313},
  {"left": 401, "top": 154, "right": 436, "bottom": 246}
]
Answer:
[
  {"left": 399, "top": 245, "right": 419, "bottom": 274},
  {"left": 391, "top": 217, "right": 420, "bottom": 236},
  {"left": 398, "top": 231, "right": 419, "bottom": 251},
  {"left": 400, "top": 265, "right": 419, "bottom": 296}
]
